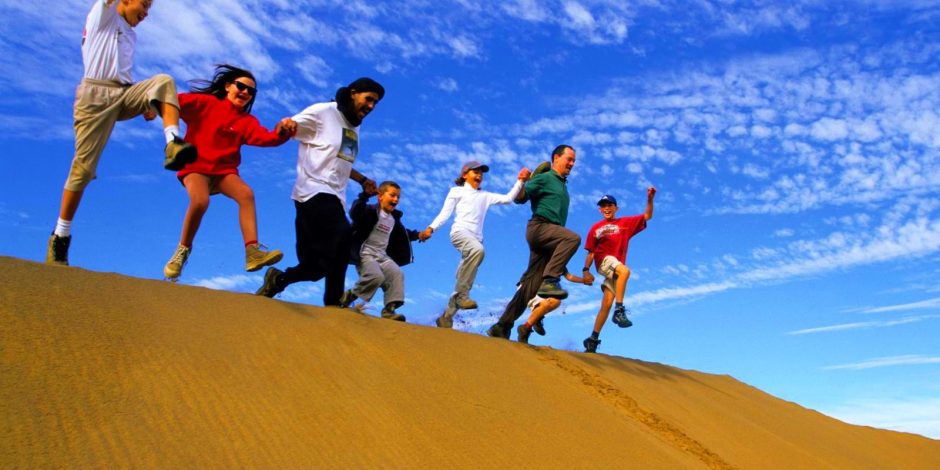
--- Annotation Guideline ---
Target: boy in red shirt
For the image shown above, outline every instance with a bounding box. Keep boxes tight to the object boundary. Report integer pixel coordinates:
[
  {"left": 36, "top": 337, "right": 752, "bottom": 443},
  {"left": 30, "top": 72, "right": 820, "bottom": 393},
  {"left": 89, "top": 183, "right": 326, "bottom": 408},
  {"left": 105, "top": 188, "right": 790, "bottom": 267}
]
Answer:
[{"left": 580, "top": 187, "right": 656, "bottom": 353}]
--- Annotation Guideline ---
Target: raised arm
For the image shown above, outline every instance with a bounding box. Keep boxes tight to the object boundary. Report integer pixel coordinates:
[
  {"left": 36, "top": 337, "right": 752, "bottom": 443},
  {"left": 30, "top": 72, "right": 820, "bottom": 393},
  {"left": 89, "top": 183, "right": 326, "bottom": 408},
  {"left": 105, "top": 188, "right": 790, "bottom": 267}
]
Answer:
[
  {"left": 488, "top": 167, "right": 531, "bottom": 205},
  {"left": 644, "top": 186, "right": 657, "bottom": 221}
]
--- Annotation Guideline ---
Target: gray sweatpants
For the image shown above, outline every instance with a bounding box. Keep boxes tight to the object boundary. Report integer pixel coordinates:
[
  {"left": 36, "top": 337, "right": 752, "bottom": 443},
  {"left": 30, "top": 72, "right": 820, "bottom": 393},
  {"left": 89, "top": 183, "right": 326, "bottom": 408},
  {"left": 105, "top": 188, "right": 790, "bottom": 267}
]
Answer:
[
  {"left": 352, "top": 254, "right": 404, "bottom": 307},
  {"left": 450, "top": 229, "right": 485, "bottom": 300}
]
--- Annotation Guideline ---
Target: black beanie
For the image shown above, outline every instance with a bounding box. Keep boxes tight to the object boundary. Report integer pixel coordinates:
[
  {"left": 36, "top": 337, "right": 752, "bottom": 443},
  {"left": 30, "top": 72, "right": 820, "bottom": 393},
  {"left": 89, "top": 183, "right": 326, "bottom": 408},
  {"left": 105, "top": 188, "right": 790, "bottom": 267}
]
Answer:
[{"left": 347, "top": 77, "right": 385, "bottom": 99}]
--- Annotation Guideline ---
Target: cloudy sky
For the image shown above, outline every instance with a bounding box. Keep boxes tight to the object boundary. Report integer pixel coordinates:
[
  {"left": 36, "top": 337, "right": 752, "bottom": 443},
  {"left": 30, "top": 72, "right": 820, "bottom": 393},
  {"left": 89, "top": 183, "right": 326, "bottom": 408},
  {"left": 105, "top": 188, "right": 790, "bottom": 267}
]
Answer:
[{"left": 1, "top": 0, "right": 938, "bottom": 439}]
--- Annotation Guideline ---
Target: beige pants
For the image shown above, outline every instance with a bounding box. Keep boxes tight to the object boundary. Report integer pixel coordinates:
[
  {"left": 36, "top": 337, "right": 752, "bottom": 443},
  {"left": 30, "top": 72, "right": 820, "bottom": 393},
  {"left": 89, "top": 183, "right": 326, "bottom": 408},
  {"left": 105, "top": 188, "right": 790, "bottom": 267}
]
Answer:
[
  {"left": 65, "top": 74, "right": 179, "bottom": 191},
  {"left": 598, "top": 255, "right": 624, "bottom": 293}
]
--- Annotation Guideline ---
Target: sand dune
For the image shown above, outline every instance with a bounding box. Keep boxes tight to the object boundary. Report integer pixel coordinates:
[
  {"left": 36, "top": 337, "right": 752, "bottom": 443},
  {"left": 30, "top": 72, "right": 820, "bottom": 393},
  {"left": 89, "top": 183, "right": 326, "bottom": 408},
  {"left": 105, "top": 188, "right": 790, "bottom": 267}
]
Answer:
[{"left": 1, "top": 256, "right": 938, "bottom": 468}]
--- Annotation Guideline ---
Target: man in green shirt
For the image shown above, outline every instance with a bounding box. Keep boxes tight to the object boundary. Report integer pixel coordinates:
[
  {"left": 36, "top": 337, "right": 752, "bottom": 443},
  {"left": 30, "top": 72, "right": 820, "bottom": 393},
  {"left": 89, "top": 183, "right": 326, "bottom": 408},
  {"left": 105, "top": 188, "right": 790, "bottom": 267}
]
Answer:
[{"left": 487, "top": 145, "right": 583, "bottom": 339}]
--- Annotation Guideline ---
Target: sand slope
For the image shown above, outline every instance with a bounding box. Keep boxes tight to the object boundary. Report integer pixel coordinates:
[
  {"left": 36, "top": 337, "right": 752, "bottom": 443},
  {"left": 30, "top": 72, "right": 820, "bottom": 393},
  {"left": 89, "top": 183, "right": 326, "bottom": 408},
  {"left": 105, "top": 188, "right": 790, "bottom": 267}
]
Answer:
[{"left": 2, "top": 256, "right": 938, "bottom": 468}]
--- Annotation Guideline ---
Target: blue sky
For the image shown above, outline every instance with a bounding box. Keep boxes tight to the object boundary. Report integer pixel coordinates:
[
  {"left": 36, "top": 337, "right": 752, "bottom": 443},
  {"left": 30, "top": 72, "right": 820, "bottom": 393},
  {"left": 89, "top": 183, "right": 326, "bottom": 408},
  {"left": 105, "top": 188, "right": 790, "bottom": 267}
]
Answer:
[{"left": 1, "top": 0, "right": 939, "bottom": 439}]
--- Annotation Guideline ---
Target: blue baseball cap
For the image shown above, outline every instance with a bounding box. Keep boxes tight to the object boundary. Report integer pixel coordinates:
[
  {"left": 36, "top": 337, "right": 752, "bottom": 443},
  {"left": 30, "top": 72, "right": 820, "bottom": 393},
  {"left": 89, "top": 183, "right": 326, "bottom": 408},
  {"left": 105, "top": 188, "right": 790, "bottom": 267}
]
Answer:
[{"left": 597, "top": 194, "right": 618, "bottom": 206}]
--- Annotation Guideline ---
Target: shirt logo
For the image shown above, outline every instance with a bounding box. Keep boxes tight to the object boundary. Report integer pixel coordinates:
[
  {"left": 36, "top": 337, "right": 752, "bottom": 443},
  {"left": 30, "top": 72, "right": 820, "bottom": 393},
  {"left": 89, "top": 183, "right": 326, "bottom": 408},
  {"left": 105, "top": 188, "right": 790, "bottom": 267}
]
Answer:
[
  {"left": 594, "top": 224, "right": 620, "bottom": 239},
  {"left": 338, "top": 128, "right": 358, "bottom": 163}
]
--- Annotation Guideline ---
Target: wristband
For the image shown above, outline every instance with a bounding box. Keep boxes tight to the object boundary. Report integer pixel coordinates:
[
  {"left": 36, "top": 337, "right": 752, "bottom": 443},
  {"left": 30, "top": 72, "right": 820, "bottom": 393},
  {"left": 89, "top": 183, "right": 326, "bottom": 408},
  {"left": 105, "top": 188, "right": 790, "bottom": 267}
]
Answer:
[{"left": 582, "top": 267, "right": 590, "bottom": 272}]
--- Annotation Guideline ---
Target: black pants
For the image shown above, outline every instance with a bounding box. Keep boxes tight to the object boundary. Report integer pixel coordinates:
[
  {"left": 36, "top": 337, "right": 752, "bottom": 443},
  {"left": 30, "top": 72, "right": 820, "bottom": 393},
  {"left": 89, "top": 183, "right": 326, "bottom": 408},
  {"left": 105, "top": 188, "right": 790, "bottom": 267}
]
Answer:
[
  {"left": 497, "top": 218, "right": 580, "bottom": 328},
  {"left": 280, "top": 193, "right": 351, "bottom": 306}
]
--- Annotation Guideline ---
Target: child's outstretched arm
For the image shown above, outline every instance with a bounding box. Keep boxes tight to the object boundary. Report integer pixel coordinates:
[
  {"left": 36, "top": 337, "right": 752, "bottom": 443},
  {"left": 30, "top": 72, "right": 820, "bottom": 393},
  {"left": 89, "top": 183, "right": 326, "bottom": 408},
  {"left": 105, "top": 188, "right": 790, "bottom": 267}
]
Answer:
[
  {"left": 644, "top": 186, "right": 657, "bottom": 221},
  {"left": 420, "top": 189, "right": 458, "bottom": 241},
  {"left": 581, "top": 252, "right": 595, "bottom": 286}
]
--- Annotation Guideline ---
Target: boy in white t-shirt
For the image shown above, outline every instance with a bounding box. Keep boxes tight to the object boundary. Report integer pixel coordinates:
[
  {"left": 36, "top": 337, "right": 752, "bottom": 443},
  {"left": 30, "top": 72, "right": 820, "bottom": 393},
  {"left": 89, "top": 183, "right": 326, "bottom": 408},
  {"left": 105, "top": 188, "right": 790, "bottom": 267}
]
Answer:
[
  {"left": 339, "top": 181, "right": 420, "bottom": 321},
  {"left": 47, "top": 0, "right": 195, "bottom": 266}
]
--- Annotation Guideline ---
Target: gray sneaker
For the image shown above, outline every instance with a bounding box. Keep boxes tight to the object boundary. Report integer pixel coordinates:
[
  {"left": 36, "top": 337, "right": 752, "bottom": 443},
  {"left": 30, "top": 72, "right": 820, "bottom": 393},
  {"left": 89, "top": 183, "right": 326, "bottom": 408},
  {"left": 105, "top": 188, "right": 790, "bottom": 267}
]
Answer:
[
  {"left": 381, "top": 307, "right": 406, "bottom": 322},
  {"left": 583, "top": 336, "right": 601, "bottom": 353},
  {"left": 245, "top": 243, "right": 283, "bottom": 272},
  {"left": 453, "top": 295, "right": 478, "bottom": 310},
  {"left": 435, "top": 314, "right": 453, "bottom": 328},
  {"left": 46, "top": 233, "right": 70, "bottom": 266},
  {"left": 612, "top": 305, "right": 633, "bottom": 328},
  {"left": 164, "top": 136, "right": 197, "bottom": 171},
  {"left": 255, "top": 266, "right": 285, "bottom": 298},
  {"left": 536, "top": 279, "right": 568, "bottom": 299},
  {"left": 163, "top": 244, "right": 191, "bottom": 281}
]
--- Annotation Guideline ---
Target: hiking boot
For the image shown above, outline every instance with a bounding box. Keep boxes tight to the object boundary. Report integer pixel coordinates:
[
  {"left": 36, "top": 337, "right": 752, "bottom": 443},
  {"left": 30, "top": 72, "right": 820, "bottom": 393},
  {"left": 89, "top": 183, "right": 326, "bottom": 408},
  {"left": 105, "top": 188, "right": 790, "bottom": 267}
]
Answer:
[
  {"left": 533, "top": 161, "right": 552, "bottom": 176},
  {"left": 381, "top": 307, "right": 406, "bottom": 322},
  {"left": 517, "top": 324, "right": 532, "bottom": 344},
  {"left": 164, "top": 136, "right": 197, "bottom": 171},
  {"left": 338, "top": 289, "right": 358, "bottom": 308},
  {"left": 532, "top": 317, "right": 546, "bottom": 336},
  {"left": 163, "top": 244, "right": 191, "bottom": 281},
  {"left": 583, "top": 336, "right": 601, "bottom": 353},
  {"left": 536, "top": 278, "right": 568, "bottom": 299},
  {"left": 245, "top": 243, "right": 283, "bottom": 272},
  {"left": 453, "top": 295, "right": 478, "bottom": 310},
  {"left": 612, "top": 305, "right": 633, "bottom": 328},
  {"left": 487, "top": 323, "right": 509, "bottom": 339},
  {"left": 435, "top": 314, "right": 454, "bottom": 328},
  {"left": 46, "top": 233, "right": 71, "bottom": 266},
  {"left": 255, "top": 266, "right": 285, "bottom": 298}
]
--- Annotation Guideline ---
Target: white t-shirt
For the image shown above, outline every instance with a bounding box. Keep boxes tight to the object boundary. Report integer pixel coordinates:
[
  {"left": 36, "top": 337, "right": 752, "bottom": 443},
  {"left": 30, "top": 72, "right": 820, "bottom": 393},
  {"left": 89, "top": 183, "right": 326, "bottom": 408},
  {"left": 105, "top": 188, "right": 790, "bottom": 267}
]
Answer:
[
  {"left": 82, "top": 0, "right": 135, "bottom": 84},
  {"left": 428, "top": 180, "right": 523, "bottom": 241},
  {"left": 290, "top": 102, "right": 360, "bottom": 208},
  {"left": 361, "top": 208, "right": 395, "bottom": 259}
]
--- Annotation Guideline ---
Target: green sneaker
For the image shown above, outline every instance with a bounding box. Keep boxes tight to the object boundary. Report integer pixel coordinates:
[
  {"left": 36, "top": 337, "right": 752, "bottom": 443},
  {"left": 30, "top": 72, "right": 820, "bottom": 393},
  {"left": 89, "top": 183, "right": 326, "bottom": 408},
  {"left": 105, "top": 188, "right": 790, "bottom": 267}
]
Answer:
[
  {"left": 163, "top": 244, "right": 191, "bottom": 281},
  {"left": 46, "top": 233, "right": 70, "bottom": 266},
  {"left": 536, "top": 278, "right": 568, "bottom": 299},
  {"left": 255, "top": 266, "right": 285, "bottom": 298},
  {"left": 245, "top": 243, "right": 283, "bottom": 272},
  {"left": 164, "top": 136, "right": 197, "bottom": 171},
  {"left": 516, "top": 324, "right": 532, "bottom": 344}
]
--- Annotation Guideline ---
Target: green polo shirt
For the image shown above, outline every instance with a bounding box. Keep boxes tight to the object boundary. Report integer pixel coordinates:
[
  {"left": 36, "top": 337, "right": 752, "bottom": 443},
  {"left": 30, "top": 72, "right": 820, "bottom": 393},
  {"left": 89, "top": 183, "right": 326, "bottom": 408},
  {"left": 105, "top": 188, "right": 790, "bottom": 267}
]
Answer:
[{"left": 524, "top": 170, "right": 569, "bottom": 225}]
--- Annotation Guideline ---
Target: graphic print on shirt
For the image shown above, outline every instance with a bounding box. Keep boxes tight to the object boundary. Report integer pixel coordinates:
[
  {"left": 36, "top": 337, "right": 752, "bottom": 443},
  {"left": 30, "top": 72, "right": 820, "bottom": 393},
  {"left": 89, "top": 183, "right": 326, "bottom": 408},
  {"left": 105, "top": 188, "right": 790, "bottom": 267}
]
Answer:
[
  {"left": 338, "top": 128, "right": 358, "bottom": 163},
  {"left": 594, "top": 223, "right": 621, "bottom": 240}
]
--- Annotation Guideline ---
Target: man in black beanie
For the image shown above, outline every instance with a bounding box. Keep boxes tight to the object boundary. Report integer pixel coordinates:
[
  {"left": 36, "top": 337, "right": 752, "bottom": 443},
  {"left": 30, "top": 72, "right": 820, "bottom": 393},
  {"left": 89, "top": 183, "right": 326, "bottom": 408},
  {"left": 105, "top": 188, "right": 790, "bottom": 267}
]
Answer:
[{"left": 255, "top": 78, "right": 385, "bottom": 305}]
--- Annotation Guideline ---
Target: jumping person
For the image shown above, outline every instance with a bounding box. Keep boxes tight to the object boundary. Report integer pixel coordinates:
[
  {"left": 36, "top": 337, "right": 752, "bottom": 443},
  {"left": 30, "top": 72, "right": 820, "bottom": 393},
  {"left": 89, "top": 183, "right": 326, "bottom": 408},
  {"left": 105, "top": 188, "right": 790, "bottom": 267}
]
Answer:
[
  {"left": 162, "top": 65, "right": 296, "bottom": 281},
  {"left": 516, "top": 270, "right": 591, "bottom": 344},
  {"left": 338, "top": 181, "right": 420, "bottom": 321},
  {"left": 419, "top": 161, "right": 531, "bottom": 328},
  {"left": 255, "top": 78, "right": 383, "bottom": 306},
  {"left": 488, "top": 145, "right": 581, "bottom": 339},
  {"left": 47, "top": 0, "right": 196, "bottom": 266},
  {"left": 580, "top": 187, "right": 656, "bottom": 353}
]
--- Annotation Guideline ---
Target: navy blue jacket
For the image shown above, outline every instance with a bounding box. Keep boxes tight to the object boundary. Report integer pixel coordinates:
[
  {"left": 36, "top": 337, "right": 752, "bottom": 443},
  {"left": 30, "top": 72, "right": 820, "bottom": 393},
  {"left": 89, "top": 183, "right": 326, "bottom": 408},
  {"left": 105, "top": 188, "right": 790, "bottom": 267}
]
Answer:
[{"left": 349, "top": 192, "right": 420, "bottom": 267}]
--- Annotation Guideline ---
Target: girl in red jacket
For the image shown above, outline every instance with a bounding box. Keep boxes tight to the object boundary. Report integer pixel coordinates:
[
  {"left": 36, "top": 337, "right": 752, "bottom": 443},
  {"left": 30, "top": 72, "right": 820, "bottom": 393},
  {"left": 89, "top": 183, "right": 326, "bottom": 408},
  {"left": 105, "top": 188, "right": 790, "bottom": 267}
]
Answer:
[{"left": 164, "top": 65, "right": 296, "bottom": 281}]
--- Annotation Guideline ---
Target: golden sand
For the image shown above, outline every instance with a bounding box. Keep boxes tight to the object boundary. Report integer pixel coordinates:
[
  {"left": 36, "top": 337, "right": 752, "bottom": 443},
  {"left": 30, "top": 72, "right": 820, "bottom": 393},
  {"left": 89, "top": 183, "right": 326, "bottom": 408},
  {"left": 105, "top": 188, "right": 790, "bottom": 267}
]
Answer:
[{"left": 2, "top": 256, "right": 938, "bottom": 468}]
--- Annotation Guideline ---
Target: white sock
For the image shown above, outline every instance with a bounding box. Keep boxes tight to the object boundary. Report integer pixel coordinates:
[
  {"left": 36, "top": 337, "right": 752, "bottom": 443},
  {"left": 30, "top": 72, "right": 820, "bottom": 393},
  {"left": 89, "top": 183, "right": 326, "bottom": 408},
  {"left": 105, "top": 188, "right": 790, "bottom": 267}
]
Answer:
[
  {"left": 54, "top": 218, "right": 72, "bottom": 238},
  {"left": 164, "top": 125, "right": 180, "bottom": 144}
]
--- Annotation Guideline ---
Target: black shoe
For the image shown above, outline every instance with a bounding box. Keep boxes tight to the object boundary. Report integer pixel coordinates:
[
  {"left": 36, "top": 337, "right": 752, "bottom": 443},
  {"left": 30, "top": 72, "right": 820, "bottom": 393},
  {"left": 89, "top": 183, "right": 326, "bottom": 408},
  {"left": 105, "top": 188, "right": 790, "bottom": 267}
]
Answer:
[
  {"left": 164, "top": 136, "right": 197, "bottom": 171},
  {"left": 255, "top": 267, "right": 285, "bottom": 298},
  {"left": 516, "top": 325, "right": 532, "bottom": 344},
  {"left": 46, "top": 233, "right": 71, "bottom": 266},
  {"left": 537, "top": 278, "right": 568, "bottom": 299},
  {"left": 487, "top": 323, "right": 509, "bottom": 339},
  {"left": 338, "top": 289, "right": 357, "bottom": 308},
  {"left": 612, "top": 305, "right": 633, "bottom": 328},
  {"left": 532, "top": 318, "right": 546, "bottom": 336},
  {"left": 583, "top": 336, "right": 601, "bottom": 353}
]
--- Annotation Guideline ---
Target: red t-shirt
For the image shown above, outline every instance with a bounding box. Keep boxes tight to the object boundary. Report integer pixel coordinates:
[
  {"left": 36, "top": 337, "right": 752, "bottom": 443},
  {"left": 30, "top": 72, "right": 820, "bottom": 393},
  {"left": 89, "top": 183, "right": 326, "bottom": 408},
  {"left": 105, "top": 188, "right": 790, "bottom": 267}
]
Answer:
[
  {"left": 584, "top": 215, "right": 647, "bottom": 270},
  {"left": 176, "top": 93, "right": 289, "bottom": 179}
]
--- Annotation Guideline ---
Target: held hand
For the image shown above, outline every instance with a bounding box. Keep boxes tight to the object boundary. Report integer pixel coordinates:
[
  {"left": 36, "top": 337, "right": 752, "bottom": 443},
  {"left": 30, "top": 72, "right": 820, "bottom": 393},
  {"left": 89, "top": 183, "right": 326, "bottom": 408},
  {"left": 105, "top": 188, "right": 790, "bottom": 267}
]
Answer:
[
  {"left": 648, "top": 186, "right": 657, "bottom": 200},
  {"left": 583, "top": 272, "right": 595, "bottom": 286},
  {"left": 518, "top": 167, "right": 532, "bottom": 181},
  {"left": 276, "top": 117, "right": 298, "bottom": 137},
  {"left": 361, "top": 178, "right": 378, "bottom": 196},
  {"left": 418, "top": 228, "right": 433, "bottom": 242},
  {"left": 143, "top": 109, "right": 157, "bottom": 121}
]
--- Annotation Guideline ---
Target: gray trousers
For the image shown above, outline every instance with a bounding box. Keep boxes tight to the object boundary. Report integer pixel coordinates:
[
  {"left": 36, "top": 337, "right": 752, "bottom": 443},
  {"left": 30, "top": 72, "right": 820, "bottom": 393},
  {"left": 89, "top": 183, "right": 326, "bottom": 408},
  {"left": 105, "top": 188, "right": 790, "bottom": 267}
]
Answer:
[
  {"left": 450, "top": 229, "right": 485, "bottom": 300},
  {"left": 496, "top": 218, "right": 580, "bottom": 328},
  {"left": 352, "top": 254, "right": 404, "bottom": 307}
]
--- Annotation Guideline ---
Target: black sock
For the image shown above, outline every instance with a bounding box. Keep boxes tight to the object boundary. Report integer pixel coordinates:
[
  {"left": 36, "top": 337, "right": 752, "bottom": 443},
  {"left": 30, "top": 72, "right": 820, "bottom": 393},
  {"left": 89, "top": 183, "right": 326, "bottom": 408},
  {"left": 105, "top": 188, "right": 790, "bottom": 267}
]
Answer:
[
  {"left": 591, "top": 331, "right": 600, "bottom": 340},
  {"left": 615, "top": 302, "right": 623, "bottom": 308}
]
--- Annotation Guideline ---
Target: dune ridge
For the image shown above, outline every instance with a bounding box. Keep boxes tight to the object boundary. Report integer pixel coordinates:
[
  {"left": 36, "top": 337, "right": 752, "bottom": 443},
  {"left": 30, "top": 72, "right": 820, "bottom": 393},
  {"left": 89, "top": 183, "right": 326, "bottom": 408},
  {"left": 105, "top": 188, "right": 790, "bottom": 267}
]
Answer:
[{"left": 2, "top": 256, "right": 938, "bottom": 468}]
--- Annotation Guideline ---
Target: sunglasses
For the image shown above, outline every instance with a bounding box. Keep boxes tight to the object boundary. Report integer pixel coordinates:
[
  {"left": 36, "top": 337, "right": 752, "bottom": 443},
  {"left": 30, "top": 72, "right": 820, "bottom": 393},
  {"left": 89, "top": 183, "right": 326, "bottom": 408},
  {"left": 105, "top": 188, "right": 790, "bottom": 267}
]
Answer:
[{"left": 232, "top": 81, "right": 257, "bottom": 96}]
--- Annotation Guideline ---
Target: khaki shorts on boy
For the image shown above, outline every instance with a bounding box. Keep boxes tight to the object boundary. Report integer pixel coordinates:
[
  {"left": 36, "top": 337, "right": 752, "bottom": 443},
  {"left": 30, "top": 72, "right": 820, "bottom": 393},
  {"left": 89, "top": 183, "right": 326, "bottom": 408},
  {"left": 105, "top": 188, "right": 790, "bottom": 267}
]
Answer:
[
  {"left": 66, "top": 74, "right": 179, "bottom": 192},
  {"left": 598, "top": 254, "right": 624, "bottom": 293}
]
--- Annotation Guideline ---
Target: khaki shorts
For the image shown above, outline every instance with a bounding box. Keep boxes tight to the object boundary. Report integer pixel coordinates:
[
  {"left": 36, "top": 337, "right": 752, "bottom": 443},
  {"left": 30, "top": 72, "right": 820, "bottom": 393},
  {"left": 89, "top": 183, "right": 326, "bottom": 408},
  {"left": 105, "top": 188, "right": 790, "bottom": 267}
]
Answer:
[
  {"left": 65, "top": 74, "right": 179, "bottom": 191},
  {"left": 598, "top": 255, "right": 623, "bottom": 293}
]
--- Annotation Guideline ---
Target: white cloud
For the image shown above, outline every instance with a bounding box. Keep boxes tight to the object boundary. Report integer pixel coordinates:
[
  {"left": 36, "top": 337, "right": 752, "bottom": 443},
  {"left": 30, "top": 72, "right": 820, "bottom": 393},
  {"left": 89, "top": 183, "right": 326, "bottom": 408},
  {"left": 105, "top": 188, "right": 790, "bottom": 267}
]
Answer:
[
  {"left": 859, "top": 297, "right": 940, "bottom": 314},
  {"left": 823, "top": 355, "right": 940, "bottom": 370},
  {"left": 193, "top": 274, "right": 258, "bottom": 291},
  {"left": 787, "top": 315, "right": 940, "bottom": 335},
  {"left": 823, "top": 397, "right": 940, "bottom": 439},
  {"left": 295, "top": 55, "right": 333, "bottom": 88}
]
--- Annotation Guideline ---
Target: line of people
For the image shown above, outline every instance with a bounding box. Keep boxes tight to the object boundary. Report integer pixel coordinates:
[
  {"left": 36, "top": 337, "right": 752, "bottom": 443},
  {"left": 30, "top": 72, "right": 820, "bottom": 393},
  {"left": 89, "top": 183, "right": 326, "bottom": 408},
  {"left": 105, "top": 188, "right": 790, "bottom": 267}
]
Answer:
[{"left": 46, "top": 0, "right": 656, "bottom": 354}]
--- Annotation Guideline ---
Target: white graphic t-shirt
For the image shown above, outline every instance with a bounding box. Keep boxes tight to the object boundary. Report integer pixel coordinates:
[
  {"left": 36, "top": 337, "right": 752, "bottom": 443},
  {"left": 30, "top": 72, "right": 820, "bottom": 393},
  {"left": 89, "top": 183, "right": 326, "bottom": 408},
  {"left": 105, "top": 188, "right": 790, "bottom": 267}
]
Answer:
[
  {"left": 290, "top": 102, "right": 360, "bottom": 209},
  {"left": 360, "top": 208, "right": 394, "bottom": 259}
]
